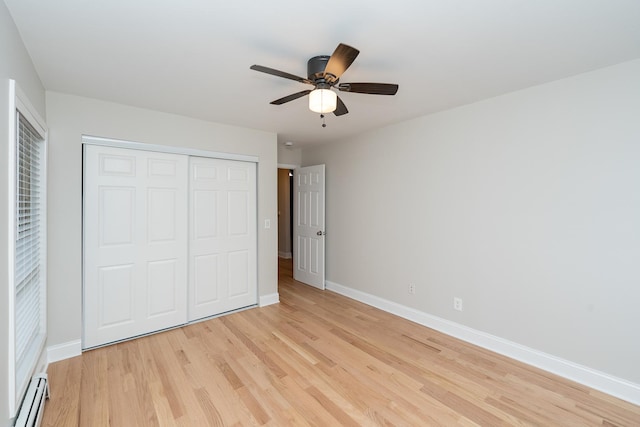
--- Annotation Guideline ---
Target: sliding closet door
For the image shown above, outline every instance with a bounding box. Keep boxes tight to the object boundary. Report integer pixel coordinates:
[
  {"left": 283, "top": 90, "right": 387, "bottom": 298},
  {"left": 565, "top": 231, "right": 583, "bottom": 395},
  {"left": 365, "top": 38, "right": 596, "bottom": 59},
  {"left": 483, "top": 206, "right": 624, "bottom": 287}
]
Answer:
[
  {"left": 84, "top": 145, "right": 188, "bottom": 348},
  {"left": 189, "top": 157, "right": 257, "bottom": 321}
]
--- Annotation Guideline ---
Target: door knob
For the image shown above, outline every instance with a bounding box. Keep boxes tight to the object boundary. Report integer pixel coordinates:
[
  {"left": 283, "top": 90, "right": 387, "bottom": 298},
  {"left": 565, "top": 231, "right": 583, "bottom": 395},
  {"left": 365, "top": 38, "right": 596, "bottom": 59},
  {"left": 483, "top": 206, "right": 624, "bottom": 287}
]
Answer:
[{"left": 316, "top": 230, "right": 325, "bottom": 236}]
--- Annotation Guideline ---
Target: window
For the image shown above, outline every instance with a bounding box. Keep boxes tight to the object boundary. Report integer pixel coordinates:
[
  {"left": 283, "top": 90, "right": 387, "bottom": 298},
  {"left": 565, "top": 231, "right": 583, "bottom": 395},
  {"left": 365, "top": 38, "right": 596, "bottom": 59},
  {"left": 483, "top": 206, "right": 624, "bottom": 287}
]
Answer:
[{"left": 8, "top": 81, "right": 47, "bottom": 416}]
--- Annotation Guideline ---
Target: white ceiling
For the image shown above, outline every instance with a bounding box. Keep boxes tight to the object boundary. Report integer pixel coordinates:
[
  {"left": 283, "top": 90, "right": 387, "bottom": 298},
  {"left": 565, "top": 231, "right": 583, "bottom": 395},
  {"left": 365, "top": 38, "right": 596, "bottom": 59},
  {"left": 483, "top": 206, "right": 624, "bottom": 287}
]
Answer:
[{"left": 5, "top": 0, "right": 640, "bottom": 147}]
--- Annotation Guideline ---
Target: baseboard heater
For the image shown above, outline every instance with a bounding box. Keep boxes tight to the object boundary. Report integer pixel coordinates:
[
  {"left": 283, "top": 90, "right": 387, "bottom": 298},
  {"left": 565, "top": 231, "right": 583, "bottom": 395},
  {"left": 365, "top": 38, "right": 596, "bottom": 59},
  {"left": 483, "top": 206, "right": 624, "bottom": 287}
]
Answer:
[{"left": 14, "top": 373, "right": 49, "bottom": 427}]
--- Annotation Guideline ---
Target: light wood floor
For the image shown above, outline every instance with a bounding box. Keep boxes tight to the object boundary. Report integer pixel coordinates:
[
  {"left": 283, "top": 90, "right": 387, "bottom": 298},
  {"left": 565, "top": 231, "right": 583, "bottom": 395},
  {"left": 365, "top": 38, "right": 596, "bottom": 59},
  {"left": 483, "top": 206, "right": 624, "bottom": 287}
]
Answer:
[{"left": 43, "top": 258, "right": 640, "bottom": 426}]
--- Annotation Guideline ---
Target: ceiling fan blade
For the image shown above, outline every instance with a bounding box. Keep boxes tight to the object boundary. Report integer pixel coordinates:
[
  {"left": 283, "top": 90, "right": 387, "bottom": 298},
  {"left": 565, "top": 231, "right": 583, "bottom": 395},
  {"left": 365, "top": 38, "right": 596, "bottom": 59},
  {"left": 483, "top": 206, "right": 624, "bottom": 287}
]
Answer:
[
  {"left": 324, "top": 44, "right": 360, "bottom": 81},
  {"left": 337, "top": 83, "right": 399, "bottom": 95},
  {"left": 270, "top": 90, "right": 312, "bottom": 105},
  {"left": 250, "top": 65, "right": 313, "bottom": 85},
  {"left": 333, "top": 96, "right": 349, "bottom": 116}
]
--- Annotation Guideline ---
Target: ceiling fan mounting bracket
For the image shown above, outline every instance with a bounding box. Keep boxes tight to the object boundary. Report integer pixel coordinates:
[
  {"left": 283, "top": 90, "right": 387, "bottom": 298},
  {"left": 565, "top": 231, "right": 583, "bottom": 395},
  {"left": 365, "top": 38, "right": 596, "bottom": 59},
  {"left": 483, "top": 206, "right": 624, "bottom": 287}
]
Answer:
[
  {"left": 314, "top": 80, "right": 332, "bottom": 90},
  {"left": 307, "top": 55, "right": 331, "bottom": 81}
]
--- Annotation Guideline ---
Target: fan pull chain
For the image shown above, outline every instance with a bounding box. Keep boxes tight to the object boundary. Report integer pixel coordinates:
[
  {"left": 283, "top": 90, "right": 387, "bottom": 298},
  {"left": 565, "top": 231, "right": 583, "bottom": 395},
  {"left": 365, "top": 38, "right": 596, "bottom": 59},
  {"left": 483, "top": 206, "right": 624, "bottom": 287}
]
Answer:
[{"left": 320, "top": 114, "right": 327, "bottom": 128}]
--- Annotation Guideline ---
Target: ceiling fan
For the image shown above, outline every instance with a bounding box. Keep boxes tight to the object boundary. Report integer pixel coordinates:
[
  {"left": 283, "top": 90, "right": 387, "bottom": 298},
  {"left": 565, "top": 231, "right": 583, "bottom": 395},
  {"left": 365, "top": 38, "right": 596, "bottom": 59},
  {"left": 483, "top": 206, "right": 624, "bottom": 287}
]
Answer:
[{"left": 250, "top": 43, "right": 399, "bottom": 118}]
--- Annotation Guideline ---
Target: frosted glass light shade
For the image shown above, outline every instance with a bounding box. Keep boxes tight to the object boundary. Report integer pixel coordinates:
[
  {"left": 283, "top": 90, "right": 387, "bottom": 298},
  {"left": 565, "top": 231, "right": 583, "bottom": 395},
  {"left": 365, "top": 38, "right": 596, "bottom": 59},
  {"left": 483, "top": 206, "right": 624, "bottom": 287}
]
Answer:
[{"left": 308, "top": 89, "right": 337, "bottom": 113}]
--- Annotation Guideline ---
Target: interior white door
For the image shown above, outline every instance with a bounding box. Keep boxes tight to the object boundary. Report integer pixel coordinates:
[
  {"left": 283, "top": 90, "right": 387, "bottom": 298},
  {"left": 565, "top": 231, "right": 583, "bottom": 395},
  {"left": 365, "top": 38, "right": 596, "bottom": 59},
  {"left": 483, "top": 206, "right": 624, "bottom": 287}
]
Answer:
[
  {"left": 188, "top": 157, "right": 257, "bottom": 321},
  {"left": 293, "top": 165, "right": 325, "bottom": 289},
  {"left": 83, "top": 145, "right": 188, "bottom": 348}
]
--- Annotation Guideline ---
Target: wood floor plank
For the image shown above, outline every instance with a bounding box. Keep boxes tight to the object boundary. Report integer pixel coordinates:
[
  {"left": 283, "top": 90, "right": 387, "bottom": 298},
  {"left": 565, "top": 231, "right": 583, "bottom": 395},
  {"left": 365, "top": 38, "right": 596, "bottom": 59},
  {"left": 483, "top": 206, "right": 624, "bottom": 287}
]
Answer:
[
  {"left": 78, "top": 347, "right": 109, "bottom": 426},
  {"left": 41, "top": 355, "right": 82, "bottom": 426},
  {"left": 41, "top": 258, "right": 640, "bottom": 426}
]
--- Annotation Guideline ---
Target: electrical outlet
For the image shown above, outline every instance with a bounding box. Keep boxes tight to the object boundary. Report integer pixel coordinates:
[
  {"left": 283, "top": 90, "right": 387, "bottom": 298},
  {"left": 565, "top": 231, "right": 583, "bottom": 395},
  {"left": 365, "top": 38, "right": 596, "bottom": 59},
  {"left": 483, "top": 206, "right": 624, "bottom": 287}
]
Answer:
[
  {"left": 408, "top": 283, "right": 416, "bottom": 295},
  {"left": 453, "top": 297, "right": 463, "bottom": 311}
]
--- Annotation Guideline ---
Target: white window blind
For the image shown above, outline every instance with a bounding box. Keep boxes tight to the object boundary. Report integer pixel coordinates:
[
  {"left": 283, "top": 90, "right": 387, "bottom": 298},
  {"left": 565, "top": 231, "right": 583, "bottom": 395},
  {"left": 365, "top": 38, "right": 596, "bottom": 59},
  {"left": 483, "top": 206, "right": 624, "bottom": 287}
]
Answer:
[{"left": 14, "top": 110, "right": 47, "bottom": 402}]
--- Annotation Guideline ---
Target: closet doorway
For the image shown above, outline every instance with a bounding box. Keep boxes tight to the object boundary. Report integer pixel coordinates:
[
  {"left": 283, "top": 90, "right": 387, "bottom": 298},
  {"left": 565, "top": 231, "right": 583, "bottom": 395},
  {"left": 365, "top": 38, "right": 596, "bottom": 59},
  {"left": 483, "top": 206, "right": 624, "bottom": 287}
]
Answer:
[{"left": 83, "top": 140, "right": 257, "bottom": 349}]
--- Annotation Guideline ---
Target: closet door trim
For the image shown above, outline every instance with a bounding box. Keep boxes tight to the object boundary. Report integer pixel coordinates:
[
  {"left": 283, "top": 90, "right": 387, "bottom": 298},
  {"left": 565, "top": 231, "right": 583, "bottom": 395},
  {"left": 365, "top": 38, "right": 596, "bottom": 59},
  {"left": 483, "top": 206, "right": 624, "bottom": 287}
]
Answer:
[{"left": 82, "top": 135, "right": 259, "bottom": 163}]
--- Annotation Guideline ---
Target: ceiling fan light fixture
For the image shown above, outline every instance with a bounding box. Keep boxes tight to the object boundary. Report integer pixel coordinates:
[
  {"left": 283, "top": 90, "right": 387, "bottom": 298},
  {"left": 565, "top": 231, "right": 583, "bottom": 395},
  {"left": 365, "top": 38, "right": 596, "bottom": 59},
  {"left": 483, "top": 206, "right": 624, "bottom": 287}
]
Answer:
[
  {"left": 309, "top": 88, "right": 337, "bottom": 113},
  {"left": 250, "top": 43, "right": 398, "bottom": 118}
]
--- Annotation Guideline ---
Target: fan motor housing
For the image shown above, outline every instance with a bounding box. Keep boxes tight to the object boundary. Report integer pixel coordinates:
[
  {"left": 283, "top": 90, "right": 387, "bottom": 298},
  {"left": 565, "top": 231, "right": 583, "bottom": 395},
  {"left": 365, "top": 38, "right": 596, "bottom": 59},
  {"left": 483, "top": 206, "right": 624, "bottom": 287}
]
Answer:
[{"left": 307, "top": 55, "right": 331, "bottom": 81}]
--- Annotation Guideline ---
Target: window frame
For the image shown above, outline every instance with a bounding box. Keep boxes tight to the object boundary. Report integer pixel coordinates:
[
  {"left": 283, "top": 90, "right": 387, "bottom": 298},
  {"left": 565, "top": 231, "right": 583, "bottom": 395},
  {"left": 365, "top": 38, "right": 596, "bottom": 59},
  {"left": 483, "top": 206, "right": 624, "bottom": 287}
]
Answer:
[{"left": 7, "top": 80, "right": 48, "bottom": 417}]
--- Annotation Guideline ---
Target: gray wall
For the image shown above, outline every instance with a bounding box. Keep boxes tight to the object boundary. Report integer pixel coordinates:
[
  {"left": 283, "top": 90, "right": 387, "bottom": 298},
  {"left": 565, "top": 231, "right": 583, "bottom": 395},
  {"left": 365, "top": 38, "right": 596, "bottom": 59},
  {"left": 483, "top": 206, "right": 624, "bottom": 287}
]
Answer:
[
  {"left": 277, "top": 143, "right": 301, "bottom": 166},
  {"left": 45, "top": 92, "right": 278, "bottom": 348},
  {"left": 1, "top": 2, "right": 46, "bottom": 424},
  {"left": 303, "top": 59, "right": 640, "bottom": 385}
]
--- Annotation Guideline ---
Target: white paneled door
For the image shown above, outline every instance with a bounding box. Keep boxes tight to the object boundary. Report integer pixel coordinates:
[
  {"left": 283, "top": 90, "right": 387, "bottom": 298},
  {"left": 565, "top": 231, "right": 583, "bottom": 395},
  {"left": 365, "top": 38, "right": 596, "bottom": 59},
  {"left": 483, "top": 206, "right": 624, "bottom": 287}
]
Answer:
[
  {"left": 83, "top": 145, "right": 188, "bottom": 348},
  {"left": 84, "top": 144, "right": 258, "bottom": 349},
  {"left": 188, "top": 157, "right": 257, "bottom": 321},
  {"left": 293, "top": 165, "right": 325, "bottom": 289}
]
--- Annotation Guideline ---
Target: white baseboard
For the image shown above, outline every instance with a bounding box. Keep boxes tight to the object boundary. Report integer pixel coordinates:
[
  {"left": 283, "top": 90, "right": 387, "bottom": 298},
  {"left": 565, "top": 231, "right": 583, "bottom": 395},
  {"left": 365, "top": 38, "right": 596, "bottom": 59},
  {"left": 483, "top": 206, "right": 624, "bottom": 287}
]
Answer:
[
  {"left": 325, "top": 280, "right": 640, "bottom": 406},
  {"left": 278, "top": 251, "right": 292, "bottom": 259},
  {"left": 47, "top": 340, "right": 82, "bottom": 364},
  {"left": 36, "top": 346, "right": 48, "bottom": 375},
  {"left": 259, "top": 293, "right": 280, "bottom": 307}
]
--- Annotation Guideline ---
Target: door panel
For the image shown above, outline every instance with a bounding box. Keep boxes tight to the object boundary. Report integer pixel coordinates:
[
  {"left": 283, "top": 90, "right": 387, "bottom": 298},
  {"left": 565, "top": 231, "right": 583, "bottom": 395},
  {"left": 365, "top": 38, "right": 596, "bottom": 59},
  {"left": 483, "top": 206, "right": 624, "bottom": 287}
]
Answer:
[
  {"left": 188, "top": 157, "right": 257, "bottom": 321},
  {"left": 99, "top": 187, "right": 135, "bottom": 246},
  {"left": 84, "top": 145, "right": 188, "bottom": 348},
  {"left": 194, "top": 254, "right": 219, "bottom": 305},
  {"left": 98, "top": 264, "right": 134, "bottom": 327},
  {"left": 148, "top": 158, "right": 177, "bottom": 177},
  {"left": 100, "top": 153, "right": 136, "bottom": 176},
  {"left": 228, "top": 250, "right": 249, "bottom": 297},
  {"left": 147, "top": 189, "right": 177, "bottom": 242},
  {"left": 228, "top": 191, "right": 249, "bottom": 235},
  {"left": 147, "top": 259, "right": 178, "bottom": 317},
  {"left": 310, "top": 238, "right": 320, "bottom": 274},
  {"left": 293, "top": 165, "right": 325, "bottom": 289},
  {"left": 193, "top": 190, "right": 218, "bottom": 238}
]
